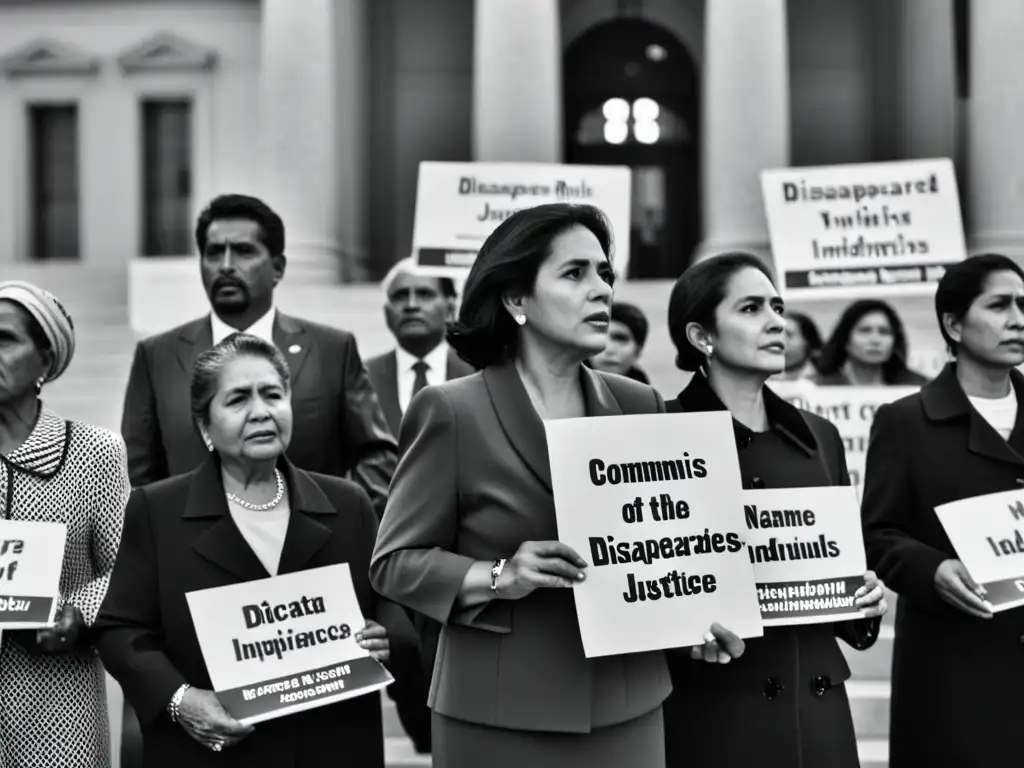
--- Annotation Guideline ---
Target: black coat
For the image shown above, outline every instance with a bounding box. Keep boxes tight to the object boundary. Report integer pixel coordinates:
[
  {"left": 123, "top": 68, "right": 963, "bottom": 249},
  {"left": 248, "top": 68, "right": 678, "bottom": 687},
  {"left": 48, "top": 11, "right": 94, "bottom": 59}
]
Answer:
[
  {"left": 862, "top": 363, "right": 1024, "bottom": 768},
  {"left": 663, "top": 373, "right": 880, "bottom": 768},
  {"left": 93, "top": 455, "right": 417, "bottom": 768}
]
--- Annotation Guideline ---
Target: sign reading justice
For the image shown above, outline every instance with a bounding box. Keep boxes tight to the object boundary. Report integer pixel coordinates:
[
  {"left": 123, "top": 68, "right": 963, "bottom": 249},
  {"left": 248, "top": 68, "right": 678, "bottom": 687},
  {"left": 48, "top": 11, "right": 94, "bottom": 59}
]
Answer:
[
  {"left": 545, "top": 412, "right": 764, "bottom": 658},
  {"left": 742, "top": 486, "right": 867, "bottom": 626},
  {"left": 186, "top": 564, "right": 393, "bottom": 725},
  {"left": 935, "top": 489, "right": 1024, "bottom": 612},
  {"left": 0, "top": 520, "right": 67, "bottom": 629}
]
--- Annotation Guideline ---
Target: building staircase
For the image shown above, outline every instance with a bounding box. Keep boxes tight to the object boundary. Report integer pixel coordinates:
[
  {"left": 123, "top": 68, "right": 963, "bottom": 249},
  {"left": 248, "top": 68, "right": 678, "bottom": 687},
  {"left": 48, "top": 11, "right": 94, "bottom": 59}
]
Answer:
[{"left": 0, "top": 265, "right": 895, "bottom": 767}]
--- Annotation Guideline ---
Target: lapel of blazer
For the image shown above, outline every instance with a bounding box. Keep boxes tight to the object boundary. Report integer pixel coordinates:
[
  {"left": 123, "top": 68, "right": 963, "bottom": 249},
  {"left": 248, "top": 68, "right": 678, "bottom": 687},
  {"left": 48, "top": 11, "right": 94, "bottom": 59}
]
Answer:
[
  {"left": 187, "top": 455, "right": 336, "bottom": 580},
  {"left": 175, "top": 316, "right": 213, "bottom": 379},
  {"left": 580, "top": 366, "right": 626, "bottom": 419},
  {"left": 377, "top": 351, "right": 402, "bottom": 434},
  {"left": 273, "top": 312, "right": 313, "bottom": 389}
]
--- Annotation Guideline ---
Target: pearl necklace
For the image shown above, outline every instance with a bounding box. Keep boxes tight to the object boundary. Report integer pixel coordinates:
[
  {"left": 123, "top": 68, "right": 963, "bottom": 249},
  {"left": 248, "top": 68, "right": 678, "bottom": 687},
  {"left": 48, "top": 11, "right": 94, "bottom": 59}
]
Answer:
[{"left": 226, "top": 469, "right": 284, "bottom": 511}]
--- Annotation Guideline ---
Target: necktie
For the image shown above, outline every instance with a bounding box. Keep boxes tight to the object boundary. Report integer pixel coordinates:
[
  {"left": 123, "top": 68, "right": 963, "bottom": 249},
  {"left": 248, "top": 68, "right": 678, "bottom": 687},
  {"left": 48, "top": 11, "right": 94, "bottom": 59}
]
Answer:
[{"left": 412, "top": 360, "right": 430, "bottom": 398}]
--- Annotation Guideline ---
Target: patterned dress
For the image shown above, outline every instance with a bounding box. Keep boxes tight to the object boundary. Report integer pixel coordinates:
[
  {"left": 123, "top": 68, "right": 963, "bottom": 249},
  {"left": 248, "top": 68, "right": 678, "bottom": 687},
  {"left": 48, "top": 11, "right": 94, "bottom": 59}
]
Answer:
[{"left": 0, "top": 408, "right": 129, "bottom": 768}]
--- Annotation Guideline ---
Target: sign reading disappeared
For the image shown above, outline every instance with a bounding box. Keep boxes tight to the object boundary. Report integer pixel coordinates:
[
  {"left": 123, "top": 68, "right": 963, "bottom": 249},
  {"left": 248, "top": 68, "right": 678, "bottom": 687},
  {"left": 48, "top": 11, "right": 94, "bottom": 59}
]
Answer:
[
  {"left": 545, "top": 412, "right": 764, "bottom": 658},
  {"left": 186, "top": 564, "right": 393, "bottom": 724},
  {"left": 761, "top": 158, "right": 966, "bottom": 299},
  {"left": 743, "top": 486, "right": 867, "bottom": 626},
  {"left": 935, "top": 490, "right": 1024, "bottom": 612}
]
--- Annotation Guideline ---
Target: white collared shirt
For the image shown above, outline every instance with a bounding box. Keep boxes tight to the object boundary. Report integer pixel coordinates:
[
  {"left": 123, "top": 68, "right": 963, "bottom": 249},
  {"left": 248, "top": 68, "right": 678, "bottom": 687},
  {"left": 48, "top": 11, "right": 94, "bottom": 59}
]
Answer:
[
  {"left": 396, "top": 342, "right": 449, "bottom": 413},
  {"left": 210, "top": 307, "right": 277, "bottom": 346}
]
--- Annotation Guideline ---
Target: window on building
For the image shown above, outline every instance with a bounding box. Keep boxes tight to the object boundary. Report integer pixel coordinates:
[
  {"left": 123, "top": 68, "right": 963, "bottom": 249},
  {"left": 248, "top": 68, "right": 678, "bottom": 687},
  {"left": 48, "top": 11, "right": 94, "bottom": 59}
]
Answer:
[
  {"left": 142, "top": 99, "right": 193, "bottom": 256},
  {"left": 29, "top": 104, "right": 80, "bottom": 261}
]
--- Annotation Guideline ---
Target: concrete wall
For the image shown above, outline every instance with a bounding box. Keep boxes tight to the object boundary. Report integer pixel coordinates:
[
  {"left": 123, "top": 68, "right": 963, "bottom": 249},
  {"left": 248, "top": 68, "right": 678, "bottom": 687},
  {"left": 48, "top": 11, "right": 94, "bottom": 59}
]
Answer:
[{"left": 0, "top": 0, "right": 261, "bottom": 265}]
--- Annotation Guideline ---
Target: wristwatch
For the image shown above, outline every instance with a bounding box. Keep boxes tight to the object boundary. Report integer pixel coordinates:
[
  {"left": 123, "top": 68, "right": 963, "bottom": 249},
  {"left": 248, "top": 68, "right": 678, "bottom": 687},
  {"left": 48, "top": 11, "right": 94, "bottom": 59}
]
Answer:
[
  {"left": 490, "top": 559, "right": 507, "bottom": 595},
  {"left": 168, "top": 683, "right": 191, "bottom": 723}
]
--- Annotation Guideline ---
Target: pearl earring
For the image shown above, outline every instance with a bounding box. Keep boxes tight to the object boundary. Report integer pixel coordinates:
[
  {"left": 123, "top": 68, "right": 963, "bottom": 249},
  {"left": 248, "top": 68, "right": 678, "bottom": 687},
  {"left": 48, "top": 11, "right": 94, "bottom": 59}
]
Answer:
[
  {"left": 705, "top": 344, "right": 714, "bottom": 358},
  {"left": 514, "top": 314, "right": 526, "bottom": 326},
  {"left": 202, "top": 434, "right": 213, "bottom": 452},
  {"left": 35, "top": 377, "right": 44, "bottom": 394}
]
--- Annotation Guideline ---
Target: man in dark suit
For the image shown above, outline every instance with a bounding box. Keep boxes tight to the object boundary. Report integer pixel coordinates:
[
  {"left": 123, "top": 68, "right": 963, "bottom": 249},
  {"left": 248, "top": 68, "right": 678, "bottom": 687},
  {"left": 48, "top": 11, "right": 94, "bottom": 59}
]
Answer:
[
  {"left": 365, "top": 257, "right": 473, "bottom": 754},
  {"left": 366, "top": 257, "right": 473, "bottom": 437},
  {"left": 121, "top": 193, "right": 397, "bottom": 515}
]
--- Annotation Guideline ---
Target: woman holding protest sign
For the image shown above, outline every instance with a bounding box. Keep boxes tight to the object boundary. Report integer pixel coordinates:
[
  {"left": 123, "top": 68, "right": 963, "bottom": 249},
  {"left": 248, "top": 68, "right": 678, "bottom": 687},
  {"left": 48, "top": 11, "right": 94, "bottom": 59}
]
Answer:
[
  {"left": 0, "top": 281, "right": 130, "bottom": 768},
  {"left": 814, "top": 299, "right": 929, "bottom": 386},
  {"left": 94, "top": 333, "right": 415, "bottom": 767},
  {"left": 862, "top": 254, "right": 1024, "bottom": 768},
  {"left": 370, "top": 203, "right": 745, "bottom": 768},
  {"left": 661, "top": 253, "right": 887, "bottom": 768}
]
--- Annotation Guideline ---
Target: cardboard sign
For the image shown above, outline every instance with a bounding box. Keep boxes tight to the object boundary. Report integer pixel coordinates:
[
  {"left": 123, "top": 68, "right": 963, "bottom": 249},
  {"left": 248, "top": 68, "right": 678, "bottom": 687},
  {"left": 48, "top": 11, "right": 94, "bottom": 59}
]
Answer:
[
  {"left": 743, "top": 487, "right": 867, "bottom": 626},
  {"left": 186, "top": 564, "right": 393, "bottom": 725},
  {"left": 766, "top": 381, "right": 920, "bottom": 498},
  {"left": 545, "top": 412, "right": 764, "bottom": 658},
  {"left": 935, "top": 489, "right": 1024, "bottom": 612},
  {"left": 0, "top": 520, "right": 67, "bottom": 629},
  {"left": 411, "top": 161, "right": 633, "bottom": 278},
  {"left": 761, "top": 158, "right": 966, "bottom": 299}
]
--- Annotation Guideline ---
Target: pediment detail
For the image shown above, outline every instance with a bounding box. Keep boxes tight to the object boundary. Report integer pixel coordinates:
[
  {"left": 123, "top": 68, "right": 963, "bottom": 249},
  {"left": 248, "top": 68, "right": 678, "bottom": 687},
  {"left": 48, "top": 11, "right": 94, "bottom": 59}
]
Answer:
[
  {"left": 118, "top": 32, "right": 218, "bottom": 74},
  {"left": 2, "top": 39, "right": 100, "bottom": 77}
]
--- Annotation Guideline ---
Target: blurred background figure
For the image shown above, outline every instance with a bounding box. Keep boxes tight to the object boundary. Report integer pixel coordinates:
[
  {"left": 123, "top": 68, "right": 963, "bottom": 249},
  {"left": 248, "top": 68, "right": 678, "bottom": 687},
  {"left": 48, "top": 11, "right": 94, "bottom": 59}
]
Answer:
[
  {"left": 0, "top": 281, "right": 129, "bottom": 768},
  {"left": 775, "top": 310, "right": 823, "bottom": 381},
  {"left": 589, "top": 301, "right": 650, "bottom": 383},
  {"left": 814, "top": 299, "right": 929, "bottom": 386}
]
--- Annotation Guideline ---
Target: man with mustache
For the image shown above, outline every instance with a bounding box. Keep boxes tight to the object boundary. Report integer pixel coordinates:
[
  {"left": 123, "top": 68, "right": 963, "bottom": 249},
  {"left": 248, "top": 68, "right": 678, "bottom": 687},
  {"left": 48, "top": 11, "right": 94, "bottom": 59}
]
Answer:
[
  {"left": 120, "top": 193, "right": 397, "bottom": 513},
  {"left": 365, "top": 257, "right": 474, "bottom": 755}
]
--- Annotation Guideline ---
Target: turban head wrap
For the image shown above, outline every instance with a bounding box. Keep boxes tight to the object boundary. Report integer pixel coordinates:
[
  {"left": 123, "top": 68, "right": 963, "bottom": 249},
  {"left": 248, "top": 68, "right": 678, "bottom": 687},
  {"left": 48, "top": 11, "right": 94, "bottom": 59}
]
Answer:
[{"left": 0, "top": 281, "right": 76, "bottom": 383}]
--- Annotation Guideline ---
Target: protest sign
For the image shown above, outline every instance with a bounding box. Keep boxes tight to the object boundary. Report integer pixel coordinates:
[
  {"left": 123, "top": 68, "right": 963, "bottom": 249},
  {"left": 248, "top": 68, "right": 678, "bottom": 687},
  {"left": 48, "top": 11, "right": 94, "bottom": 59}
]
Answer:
[
  {"left": 545, "top": 412, "right": 764, "bottom": 658},
  {"left": 766, "top": 380, "right": 919, "bottom": 497},
  {"left": 935, "top": 490, "right": 1024, "bottom": 612},
  {"left": 411, "top": 161, "right": 632, "bottom": 278},
  {"left": 185, "top": 563, "right": 393, "bottom": 725},
  {"left": 0, "top": 520, "right": 67, "bottom": 629},
  {"left": 742, "top": 486, "right": 867, "bottom": 626},
  {"left": 761, "top": 158, "right": 966, "bottom": 300}
]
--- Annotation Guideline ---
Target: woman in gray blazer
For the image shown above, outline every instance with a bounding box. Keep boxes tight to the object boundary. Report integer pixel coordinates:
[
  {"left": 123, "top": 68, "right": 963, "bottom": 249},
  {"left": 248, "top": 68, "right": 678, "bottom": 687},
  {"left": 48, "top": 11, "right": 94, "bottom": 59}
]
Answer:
[{"left": 370, "top": 203, "right": 743, "bottom": 768}]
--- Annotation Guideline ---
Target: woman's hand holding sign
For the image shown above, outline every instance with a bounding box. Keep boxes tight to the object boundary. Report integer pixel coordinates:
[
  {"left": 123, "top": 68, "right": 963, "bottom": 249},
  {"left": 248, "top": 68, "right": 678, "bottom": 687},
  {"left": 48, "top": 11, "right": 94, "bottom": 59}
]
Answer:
[
  {"left": 177, "top": 687, "right": 254, "bottom": 752},
  {"left": 356, "top": 619, "right": 390, "bottom": 664},
  {"left": 688, "top": 623, "right": 746, "bottom": 664},
  {"left": 934, "top": 559, "right": 993, "bottom": 619},
  {"left": 854, "top": 570, "right": 888, "bottom": 618},
  {"left": 495, "top": 541, "right": 588, "bottom": 600}
]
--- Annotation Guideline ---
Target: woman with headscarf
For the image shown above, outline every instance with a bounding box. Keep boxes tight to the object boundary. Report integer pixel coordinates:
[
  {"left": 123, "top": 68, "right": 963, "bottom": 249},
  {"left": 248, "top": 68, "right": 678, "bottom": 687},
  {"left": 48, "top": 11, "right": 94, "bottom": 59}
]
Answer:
[{"left": 0, "top": 281, "right": 130, "bottom": 768}]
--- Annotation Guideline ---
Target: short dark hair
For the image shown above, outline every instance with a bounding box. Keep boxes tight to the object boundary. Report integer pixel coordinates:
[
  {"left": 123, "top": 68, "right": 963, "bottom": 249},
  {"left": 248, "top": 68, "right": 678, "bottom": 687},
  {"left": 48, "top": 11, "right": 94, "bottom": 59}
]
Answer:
[
  {"left": 610, "top": 302, "right": 649, "bottom": 349},
  {"left": 191, "top": 333, "right": 290, "bottom": 427},
  {"left": 667, "top": 252, "right": 776, "bottom": 372},
  {"left": 195, "top": 194, "right": 286, "bottom": 257},
  {"left": 935, "top": 253, "right": 1024, "bottom": 352},
  {"left": 447, "top": 203, "right": 614, "bottom": 370},
  {"left": 785, "top": 310, "right": 823, "bottom": 354},
  {"left": 817, "top": 299, "right": 911, "bottom": 383}
]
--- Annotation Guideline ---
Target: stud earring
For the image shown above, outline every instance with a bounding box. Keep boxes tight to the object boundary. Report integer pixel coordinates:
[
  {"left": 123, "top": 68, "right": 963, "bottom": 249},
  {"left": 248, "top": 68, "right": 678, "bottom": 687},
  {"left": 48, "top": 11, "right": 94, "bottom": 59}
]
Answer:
[
  {"left": 202, "top": 434, "right": 213, "bottom": 452},
  {"left": 705, "top": 344, "right": 714, "bottom": 358},
  {"left": 35, "top": 377, "right": 44, "bottom": 394},
  {"left": 514, "top": 314, "right": 526, "bottom": 326}
]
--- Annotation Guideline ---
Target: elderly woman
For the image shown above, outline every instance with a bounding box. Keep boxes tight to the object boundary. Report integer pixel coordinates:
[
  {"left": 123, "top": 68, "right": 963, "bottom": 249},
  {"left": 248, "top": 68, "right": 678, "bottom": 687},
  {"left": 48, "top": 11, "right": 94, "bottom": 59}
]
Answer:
[
  {"left": 94, "top": 334, "right": 414, "bottom": 767},
  {"left": 370, "top": 203, "right": 743, "bottom": 768},
  {"left": 0, "top": 281, "right": 130, "bottom": 768}
]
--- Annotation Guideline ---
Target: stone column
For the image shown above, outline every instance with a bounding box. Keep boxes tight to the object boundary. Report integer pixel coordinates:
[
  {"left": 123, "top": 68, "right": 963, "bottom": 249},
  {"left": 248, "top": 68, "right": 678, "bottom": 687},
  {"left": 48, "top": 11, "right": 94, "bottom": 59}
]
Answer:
[
  {"left": 259, "top": 0, "right": 369, "bottom": 281},
  {"left": 695, "top": 0, "right": 789, "bottom": 266},
  {"left": 473, "top": 0, "right": 562, "bottom": 162},
  {"left": 966, "top": 2, "right": 1024, "bottom": 257}
]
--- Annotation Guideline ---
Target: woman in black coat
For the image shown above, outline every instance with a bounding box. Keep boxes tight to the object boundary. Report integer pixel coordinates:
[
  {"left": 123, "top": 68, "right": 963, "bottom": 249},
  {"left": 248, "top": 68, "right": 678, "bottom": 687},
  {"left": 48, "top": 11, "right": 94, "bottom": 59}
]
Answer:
[
  {"left": 862, "top": 253, "right": 1024, "bottom": 768},
  {"left": 662, "top": 253, "right": 886, "bottom": 768},
  {"left": 94, "top": 334, "right": 415, "bottom": 767}
]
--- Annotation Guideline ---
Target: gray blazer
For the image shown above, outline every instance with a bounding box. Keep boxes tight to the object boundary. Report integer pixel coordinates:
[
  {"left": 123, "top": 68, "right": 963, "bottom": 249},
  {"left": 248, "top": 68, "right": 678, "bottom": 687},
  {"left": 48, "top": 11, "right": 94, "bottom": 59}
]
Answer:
[{"left": 369, "top": 361, "right": 672, "bottom": 733}]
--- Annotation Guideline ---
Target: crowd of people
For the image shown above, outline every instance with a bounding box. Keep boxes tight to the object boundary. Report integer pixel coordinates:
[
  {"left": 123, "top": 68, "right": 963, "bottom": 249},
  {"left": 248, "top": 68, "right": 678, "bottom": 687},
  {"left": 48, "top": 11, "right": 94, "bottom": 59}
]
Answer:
[{"left": 0, "top": 193, "right": 1019, "bottom": 768}]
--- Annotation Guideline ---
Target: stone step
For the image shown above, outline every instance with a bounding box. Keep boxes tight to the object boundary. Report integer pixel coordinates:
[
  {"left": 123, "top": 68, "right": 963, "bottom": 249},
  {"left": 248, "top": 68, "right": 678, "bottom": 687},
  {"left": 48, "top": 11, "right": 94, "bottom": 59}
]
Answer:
[
  {"left": 842, "top": 624, "right": 893, "bottom": 679},
  {"left": 847, "top": 679, "right": 890, "bottom": 739},
  {"left": 857, "top": 738, "right": 888, "bottom": 768},
  {"left": 383, "top": 693, "right": 405, "bottom": 739},
  {"left": 385, "top": 737, "right": 431, "bottom": 768}
]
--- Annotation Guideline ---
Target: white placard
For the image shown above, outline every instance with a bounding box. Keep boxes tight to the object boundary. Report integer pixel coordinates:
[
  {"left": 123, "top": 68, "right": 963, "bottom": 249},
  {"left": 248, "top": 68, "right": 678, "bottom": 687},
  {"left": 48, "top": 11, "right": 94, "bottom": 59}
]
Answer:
[
  {"left": 743, "top": 487, "right": 867, "bottom": 626},
  {"left": 0, "top": 520, "right": 67, "bottom": 629},
  {"left": 186, "top": 564, "right": 393, "bottom": 724},
  {"left": 411, "top": 161, "right": 633, "bottom": 278},
  {"left": 545, "top": 412, "right": 764, "bottom": 658},
  {"left": 766, "top": 381, "right": 920, "bottom": 498},
  {"left": 761, "top": 158, "right": 966, "bottom": 299},
  {"left": 935, "top": 489, "right": 1024, "bottom": 612}
]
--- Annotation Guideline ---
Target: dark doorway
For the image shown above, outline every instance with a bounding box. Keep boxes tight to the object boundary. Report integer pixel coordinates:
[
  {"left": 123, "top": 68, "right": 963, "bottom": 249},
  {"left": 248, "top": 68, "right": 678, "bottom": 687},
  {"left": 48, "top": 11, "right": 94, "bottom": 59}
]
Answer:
[
  {"left": 564, "top": 19, "right": 700, "bottom": 279},
  {"left": 29, "top": 104, "right": 80, "bottom": 261}
]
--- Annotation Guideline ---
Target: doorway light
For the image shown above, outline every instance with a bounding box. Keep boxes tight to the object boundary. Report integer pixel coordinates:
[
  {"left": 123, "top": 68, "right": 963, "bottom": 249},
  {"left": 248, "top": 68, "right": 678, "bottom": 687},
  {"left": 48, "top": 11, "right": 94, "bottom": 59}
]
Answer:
[
  {"left": 633, "top": 98, "right": 659, "bottom": 122},
  {"left": 602, "top": 97, "right": 630, "bottom": 122},
  {"left": 634, "top": 121, "right": 660, "bottom": 145},
  {"left": 604, "top": 120, "right": 628, "bottom": 144},
  {"left": 645, "top": 44, "right": 668, "bottom": 62}
]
